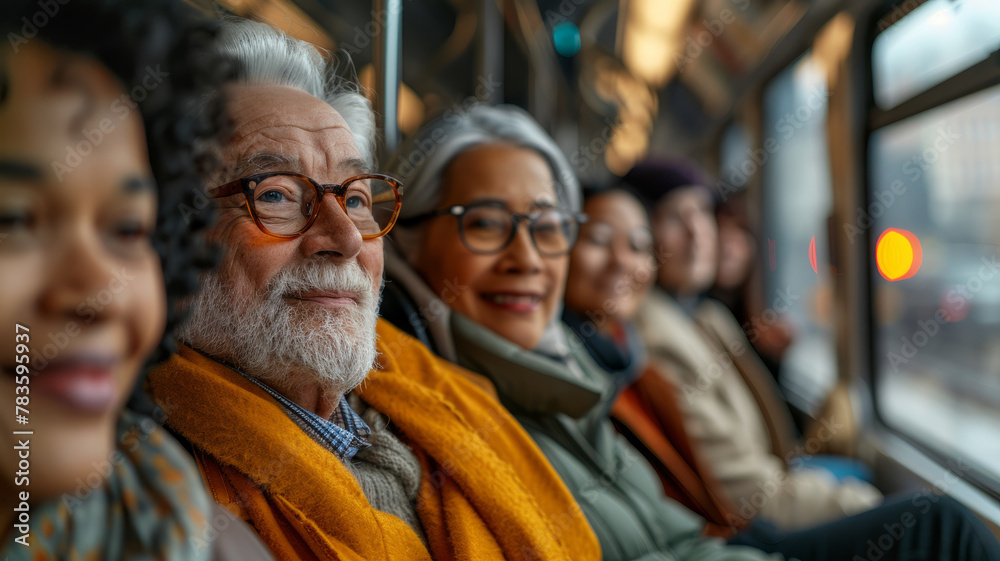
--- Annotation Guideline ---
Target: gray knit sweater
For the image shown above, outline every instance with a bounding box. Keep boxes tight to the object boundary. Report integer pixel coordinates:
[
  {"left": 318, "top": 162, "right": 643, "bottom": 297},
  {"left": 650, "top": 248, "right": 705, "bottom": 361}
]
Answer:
[{"left": 343, "top": 393, "right": 427, "bottom": 543}]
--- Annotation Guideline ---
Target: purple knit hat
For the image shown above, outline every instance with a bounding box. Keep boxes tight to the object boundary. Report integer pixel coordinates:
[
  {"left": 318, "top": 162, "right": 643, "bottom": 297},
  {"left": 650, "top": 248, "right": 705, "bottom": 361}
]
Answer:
[{"left": 618, "top": 158, "right": 715, "bottom": 211}]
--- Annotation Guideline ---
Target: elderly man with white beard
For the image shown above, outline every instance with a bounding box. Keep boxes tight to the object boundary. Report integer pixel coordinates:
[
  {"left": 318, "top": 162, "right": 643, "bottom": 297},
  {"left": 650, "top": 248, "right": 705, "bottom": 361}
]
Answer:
[{"left": 146, "top": 16, "right": 599, "bottom": 561}]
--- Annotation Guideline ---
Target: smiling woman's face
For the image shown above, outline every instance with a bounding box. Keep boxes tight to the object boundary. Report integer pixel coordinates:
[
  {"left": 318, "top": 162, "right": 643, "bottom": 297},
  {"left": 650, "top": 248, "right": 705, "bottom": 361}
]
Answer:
[
  {"left": 0, "top": 44, "right": 165, "bottom": 502},
  {"left": 565, "top": 191, "right": 655, "bottom": 325},
  {"left": 414, "top": 143, "right": 568, "bottom": 350}
]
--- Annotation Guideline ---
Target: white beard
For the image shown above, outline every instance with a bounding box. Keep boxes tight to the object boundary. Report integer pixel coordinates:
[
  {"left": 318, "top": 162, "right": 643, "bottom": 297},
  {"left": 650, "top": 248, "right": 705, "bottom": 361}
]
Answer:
[{"left": 177, "top": 259, "right": 380, "bottom": 401}]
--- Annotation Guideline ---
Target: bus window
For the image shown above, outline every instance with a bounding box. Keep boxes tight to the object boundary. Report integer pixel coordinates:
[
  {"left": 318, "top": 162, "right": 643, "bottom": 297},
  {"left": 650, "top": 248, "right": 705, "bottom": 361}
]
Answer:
[
  {"left": 761, "top": 51, "right": 836, "bottom": 412},
  {"left": 868, "top": 83, "right": 1000, "bottom": 484},
  {"left": 719, "top": 122, "right": 752, "bottom": 191},
  {"left": 872, "top": 0, "right": 1000, "bottom": 110}
]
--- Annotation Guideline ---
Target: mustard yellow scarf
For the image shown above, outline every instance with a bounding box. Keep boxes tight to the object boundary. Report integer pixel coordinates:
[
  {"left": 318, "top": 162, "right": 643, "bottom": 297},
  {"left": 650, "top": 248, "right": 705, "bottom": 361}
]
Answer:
[{"left": 147, "top": 319, "right": 599, "bottom": 561}]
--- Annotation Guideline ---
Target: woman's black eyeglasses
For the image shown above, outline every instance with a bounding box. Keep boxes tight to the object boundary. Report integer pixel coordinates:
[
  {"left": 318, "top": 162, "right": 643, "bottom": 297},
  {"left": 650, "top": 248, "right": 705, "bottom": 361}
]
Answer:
[{"left": 400, "top": 201, "right": 587, "bottom": 256}]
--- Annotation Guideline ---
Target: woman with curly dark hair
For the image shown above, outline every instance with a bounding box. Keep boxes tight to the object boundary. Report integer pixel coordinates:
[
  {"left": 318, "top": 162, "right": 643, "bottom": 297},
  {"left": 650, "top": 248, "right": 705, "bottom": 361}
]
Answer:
[{"left": 0, "top": 1, "right": 270, "bottom": 559}]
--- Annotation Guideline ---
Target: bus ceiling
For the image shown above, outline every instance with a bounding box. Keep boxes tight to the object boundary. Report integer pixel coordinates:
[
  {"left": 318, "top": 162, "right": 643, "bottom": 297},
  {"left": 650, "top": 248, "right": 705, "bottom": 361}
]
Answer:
[{"left": 188, "top": 0, "right": 841, "bottom": 176}]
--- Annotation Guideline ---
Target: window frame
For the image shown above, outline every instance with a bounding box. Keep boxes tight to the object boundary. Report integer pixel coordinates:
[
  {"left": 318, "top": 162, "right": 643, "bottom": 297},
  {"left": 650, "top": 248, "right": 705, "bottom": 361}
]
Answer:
[{"left": 862, "top": 0, "right": 1000, "bottom": 499}]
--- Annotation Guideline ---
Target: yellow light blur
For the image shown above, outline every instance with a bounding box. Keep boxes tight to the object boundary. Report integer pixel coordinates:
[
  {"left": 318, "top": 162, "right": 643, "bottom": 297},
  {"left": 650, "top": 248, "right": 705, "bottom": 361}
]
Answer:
[
  {"left": 631, "top": 0, "right": 680, "bottom": 30},
  {"left": 213, "top": 0, "right": 334, "bottom": 51},
  {"left": 615, "top": 64, "right": 659, "bottom": 117},
  {"left": 359, "top": 65, "right": 426, "bottom": 136},
  {"left": 876, "top": 229, "right": 923, "bottom": 282},
  {"left": 877, "top": 231, "right": 914, "bottom": 280},
  {"left": 605, "top": 120, "right": 651, "bottom": 175},
  {"left": 812, "top": 12, "right": 855, "bottom": 87},
  {"left": 621, "top": 0, "right": 698, "bottom": 88}
]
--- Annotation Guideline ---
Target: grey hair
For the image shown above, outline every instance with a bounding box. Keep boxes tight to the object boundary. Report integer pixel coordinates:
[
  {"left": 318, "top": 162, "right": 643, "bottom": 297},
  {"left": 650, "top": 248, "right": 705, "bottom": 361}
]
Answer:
[
  {"left": 385, "top": 104, "right": 580, "bottom": 259},
  {"left": 215, "top": 17, "right": 377, "bottom": 170}
]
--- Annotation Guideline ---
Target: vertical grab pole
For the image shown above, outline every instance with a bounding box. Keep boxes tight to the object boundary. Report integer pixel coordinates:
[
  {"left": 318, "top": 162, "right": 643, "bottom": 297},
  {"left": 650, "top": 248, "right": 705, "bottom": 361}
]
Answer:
[
  {"left": 477, "top": 0, "right": 503, "bottom": 105},
  {"left": 373, "top": 0, "right": 402, "bottom": 162}
]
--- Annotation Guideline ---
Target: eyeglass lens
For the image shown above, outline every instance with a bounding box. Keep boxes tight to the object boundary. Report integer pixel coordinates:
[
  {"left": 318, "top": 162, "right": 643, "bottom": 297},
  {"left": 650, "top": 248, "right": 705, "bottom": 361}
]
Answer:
[
  {"left": 248, "top": 175, "right": 397, "bottom": 236},
  {"left": 459, "top": 205, "right": 579, "bottom": 255}
]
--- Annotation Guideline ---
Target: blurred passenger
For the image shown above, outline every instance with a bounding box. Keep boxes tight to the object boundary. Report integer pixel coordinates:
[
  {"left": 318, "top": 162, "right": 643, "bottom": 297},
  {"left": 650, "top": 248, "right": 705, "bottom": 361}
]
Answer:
[
  {"left": 562, "top": 187, "right": 652, "bottom": 395},
  {"left": 624, "top": 159, "right": 882, "bottom": 528},
  {"left": 709, "top": 192, "right": 793, "bottom": 381},
  {"left": 560, "top": 181, "right": 1000, "bottom": 559},
  {"left": 563, "top": 187, "right": 746, "bottom": 537},
  {"left": 0, "top": 1, "right": 270, "bottom": 559},
  {"left": 146, "top": 18, "right": 598, "bottom": 561}
]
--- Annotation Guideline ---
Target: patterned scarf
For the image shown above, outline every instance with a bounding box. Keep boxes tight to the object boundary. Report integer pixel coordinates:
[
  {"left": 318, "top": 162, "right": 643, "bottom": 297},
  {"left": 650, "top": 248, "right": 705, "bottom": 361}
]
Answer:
[{"left": 2, "top": 410, "right": 212, "bottom": 561}]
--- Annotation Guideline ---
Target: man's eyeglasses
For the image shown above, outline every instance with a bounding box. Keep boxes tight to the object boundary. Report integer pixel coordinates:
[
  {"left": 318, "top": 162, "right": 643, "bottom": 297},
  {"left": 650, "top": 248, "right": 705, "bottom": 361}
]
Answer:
[
  {"left": 210, "top": 172, "right": 403, "bottom": 239},
  {"left": 401, "top": 201, "right": 587, "bottom": 256}
]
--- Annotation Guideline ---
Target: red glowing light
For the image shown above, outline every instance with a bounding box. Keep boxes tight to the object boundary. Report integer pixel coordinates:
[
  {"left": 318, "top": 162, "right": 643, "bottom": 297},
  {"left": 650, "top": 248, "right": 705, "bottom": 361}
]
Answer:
[{"left": 809, "top": 236, "right": 818, "bottom": 274}]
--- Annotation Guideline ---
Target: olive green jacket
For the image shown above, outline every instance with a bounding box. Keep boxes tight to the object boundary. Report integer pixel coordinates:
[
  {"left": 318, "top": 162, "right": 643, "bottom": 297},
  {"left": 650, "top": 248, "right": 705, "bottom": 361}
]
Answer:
[{"left": 449, "top": 313, "right": 784, "bottom": 561}]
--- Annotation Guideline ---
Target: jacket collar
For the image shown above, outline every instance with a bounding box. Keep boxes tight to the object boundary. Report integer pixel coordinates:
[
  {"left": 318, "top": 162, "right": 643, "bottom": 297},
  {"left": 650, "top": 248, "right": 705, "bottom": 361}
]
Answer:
[
  {"left": 383, "top": 243, "right": 610, "bottom": 419},
  {"left": 450, "top": 312, "right": 608, "bottom": 419},
  {"left": 562, "top": 310, "right": 647, "bottom": 396}
]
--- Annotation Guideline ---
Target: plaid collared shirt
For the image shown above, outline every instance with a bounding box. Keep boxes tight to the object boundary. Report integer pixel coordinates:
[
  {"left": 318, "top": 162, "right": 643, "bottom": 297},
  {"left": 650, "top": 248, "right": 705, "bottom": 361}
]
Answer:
[{"left": 234, "top": 370, "right": 371, "bottom": 460}]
